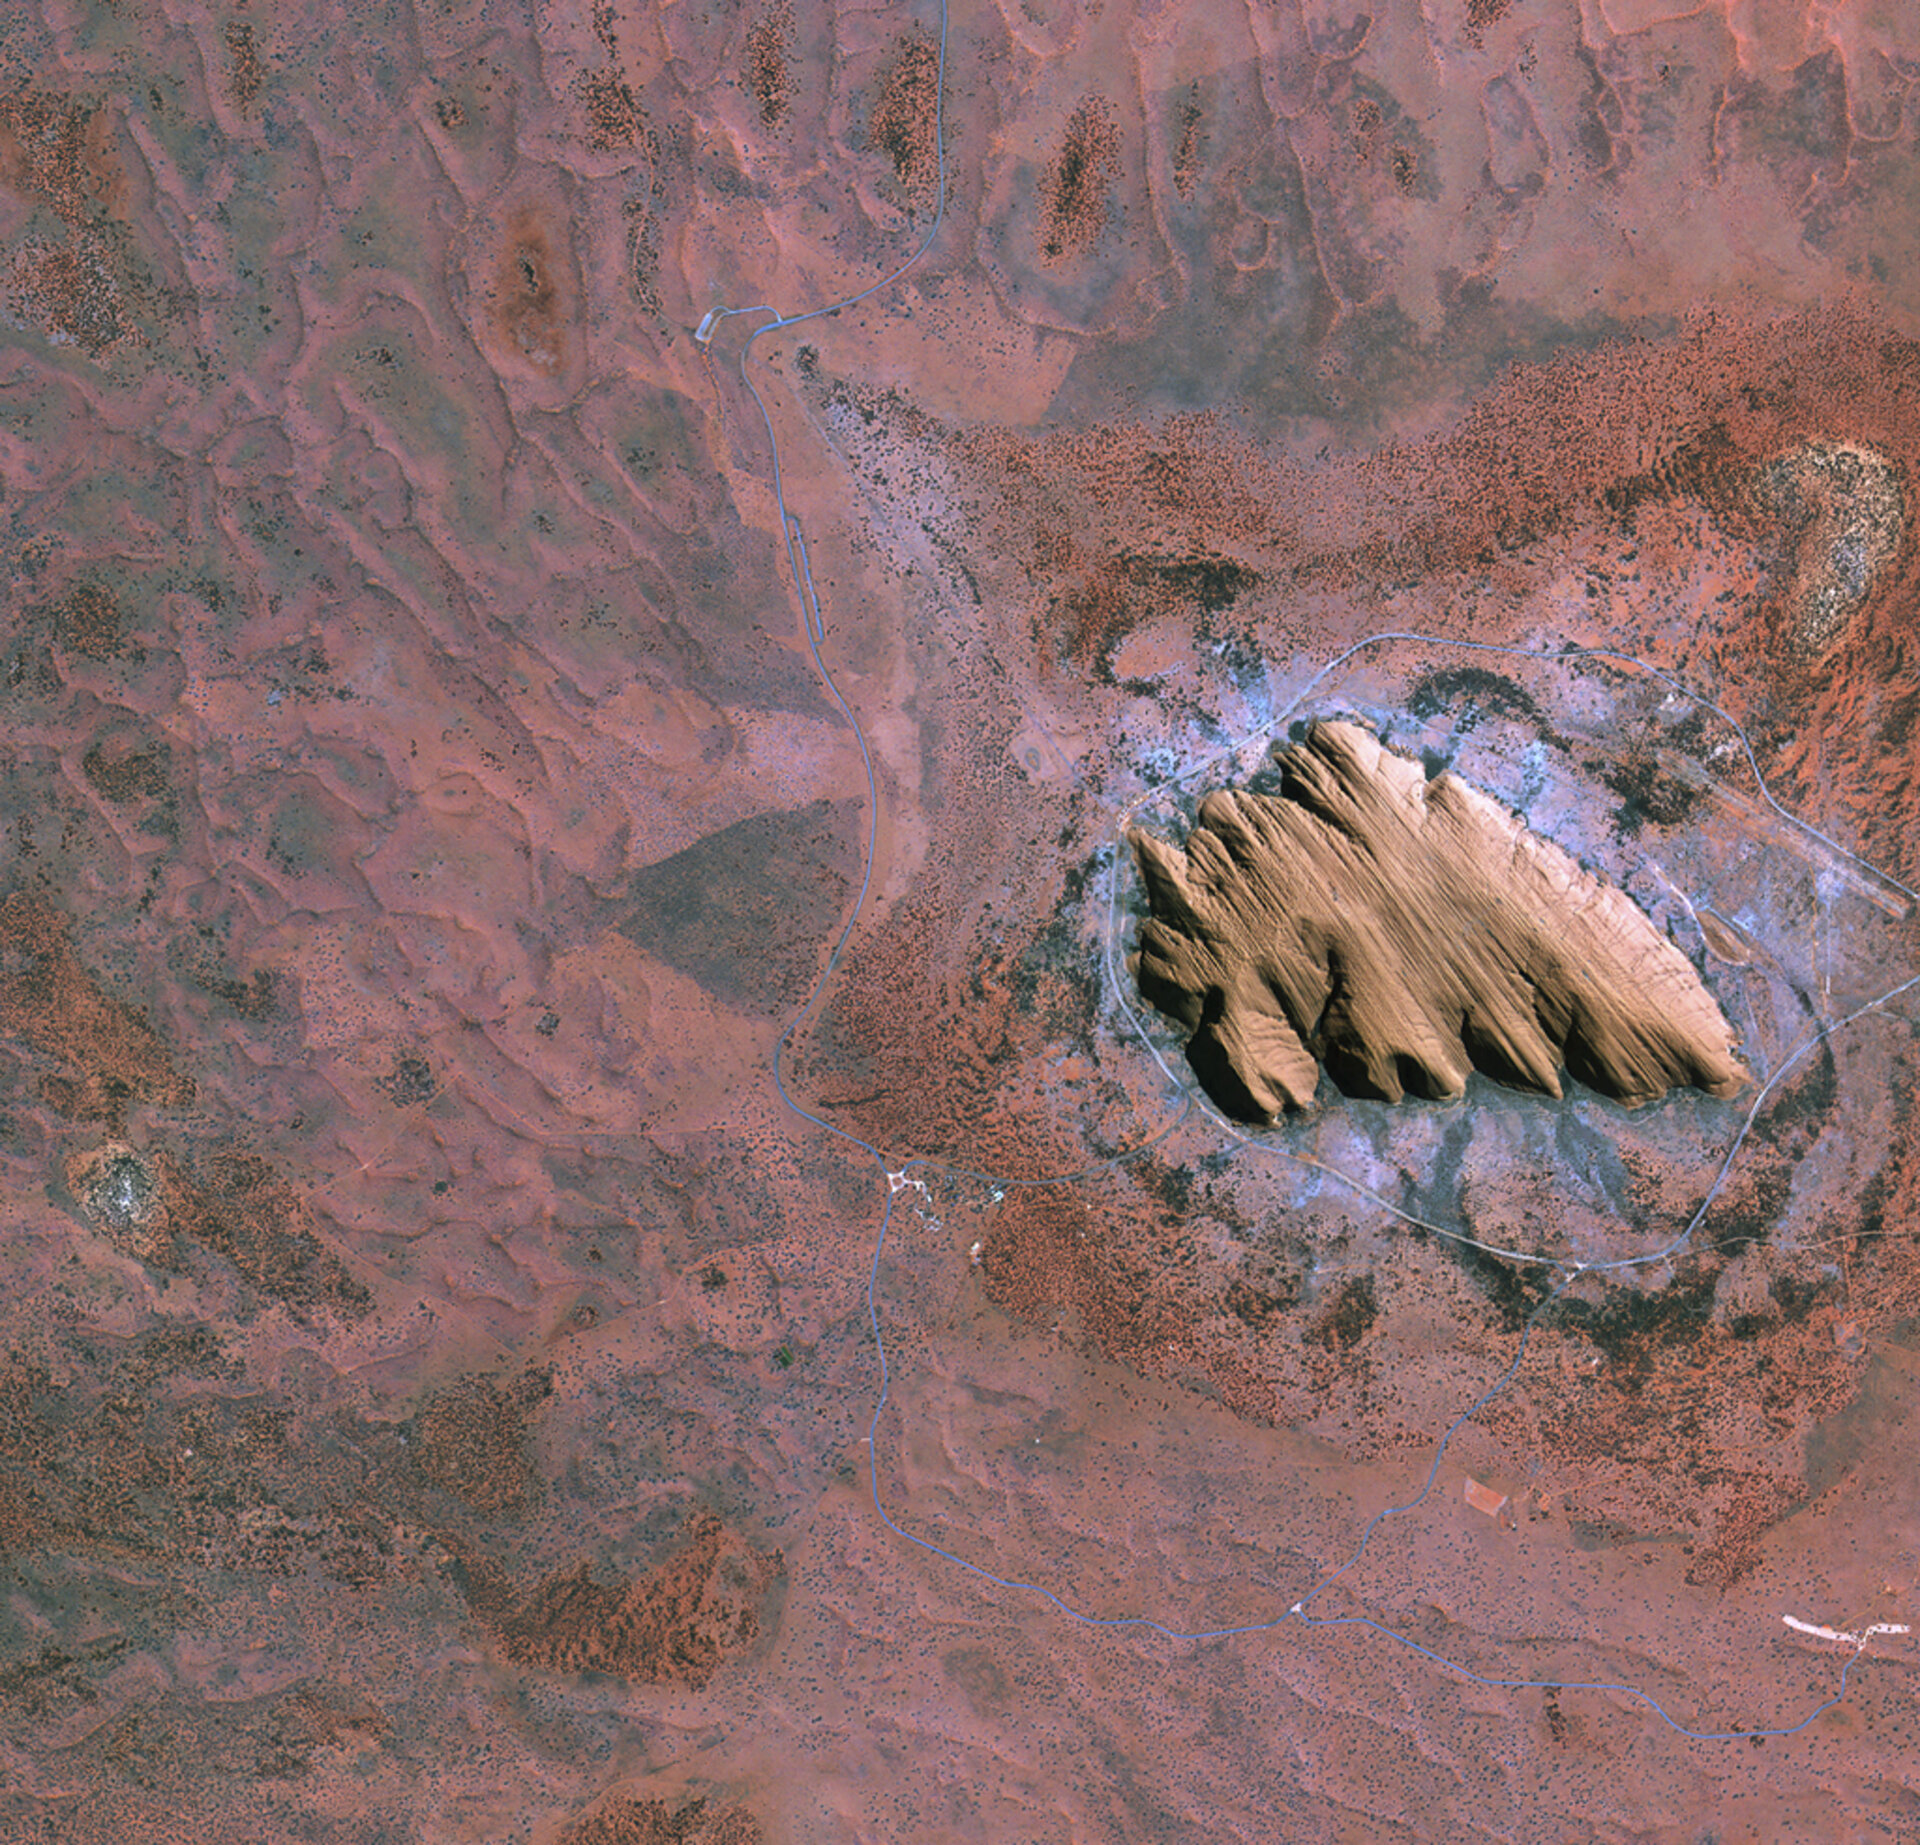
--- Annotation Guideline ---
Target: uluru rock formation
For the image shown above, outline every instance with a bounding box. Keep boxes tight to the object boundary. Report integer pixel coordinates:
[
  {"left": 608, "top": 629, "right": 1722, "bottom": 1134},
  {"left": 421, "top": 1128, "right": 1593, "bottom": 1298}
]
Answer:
[{"left": 1129, "top": 722, "right": 1751, "bottom": 1120}]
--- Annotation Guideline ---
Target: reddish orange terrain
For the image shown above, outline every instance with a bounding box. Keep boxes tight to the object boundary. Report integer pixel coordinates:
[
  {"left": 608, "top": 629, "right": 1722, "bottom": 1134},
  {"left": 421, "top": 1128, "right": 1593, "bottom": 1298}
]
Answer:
[{"left": 5, "top": 0, "right": 1920, "bottom": 1839}]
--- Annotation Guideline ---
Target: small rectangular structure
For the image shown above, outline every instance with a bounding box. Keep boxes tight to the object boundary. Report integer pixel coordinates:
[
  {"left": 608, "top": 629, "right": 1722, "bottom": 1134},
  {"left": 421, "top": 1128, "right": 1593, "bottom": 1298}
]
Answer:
[{"left": 1464, "top": 1476, "right": 1512, "bottom": 1521}]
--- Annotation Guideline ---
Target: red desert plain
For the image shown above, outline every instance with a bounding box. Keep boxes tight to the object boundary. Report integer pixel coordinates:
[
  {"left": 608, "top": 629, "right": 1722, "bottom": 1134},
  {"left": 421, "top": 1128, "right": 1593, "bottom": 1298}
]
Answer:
[{"left": 4, "top": 0, "right": 1920, "bottom": 1839}]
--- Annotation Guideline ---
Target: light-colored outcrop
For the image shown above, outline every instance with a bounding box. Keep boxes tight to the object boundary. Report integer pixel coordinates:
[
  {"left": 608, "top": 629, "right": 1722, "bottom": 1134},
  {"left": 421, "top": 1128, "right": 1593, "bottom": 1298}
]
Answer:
[
  {"left": 1129, "top": 721, "right": 1750, "bottom": 1119},
  {"left": 1755, "top": 441, "right": 1904, "bottom": 659}
]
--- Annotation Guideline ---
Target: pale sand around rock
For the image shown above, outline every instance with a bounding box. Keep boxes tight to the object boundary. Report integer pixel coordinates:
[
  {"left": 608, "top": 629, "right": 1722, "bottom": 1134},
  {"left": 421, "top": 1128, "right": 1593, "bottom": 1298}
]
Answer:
[{"left": 1130, "top": 721, "right": 1751, "bottom": 1120}]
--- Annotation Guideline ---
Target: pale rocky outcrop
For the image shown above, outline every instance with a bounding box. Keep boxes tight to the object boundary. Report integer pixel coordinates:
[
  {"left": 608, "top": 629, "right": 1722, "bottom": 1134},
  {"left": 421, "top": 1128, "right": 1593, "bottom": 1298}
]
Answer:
[{"left": 1129, "top": 721, "right": 1750, "bottom": 1119}]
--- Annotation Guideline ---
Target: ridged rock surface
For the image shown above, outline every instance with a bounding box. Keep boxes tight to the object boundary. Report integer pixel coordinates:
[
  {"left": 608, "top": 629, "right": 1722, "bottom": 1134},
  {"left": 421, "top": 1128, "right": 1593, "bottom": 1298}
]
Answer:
[{"left": 1131, "top": 722, "right": 1751, "bottom": 1119}]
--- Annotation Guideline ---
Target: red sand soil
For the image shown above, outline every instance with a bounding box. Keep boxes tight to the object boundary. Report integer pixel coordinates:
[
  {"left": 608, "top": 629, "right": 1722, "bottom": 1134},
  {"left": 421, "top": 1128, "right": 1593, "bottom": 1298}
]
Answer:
[{"left": 4, "top": 0, "right": 1920, "bottom": 1840}]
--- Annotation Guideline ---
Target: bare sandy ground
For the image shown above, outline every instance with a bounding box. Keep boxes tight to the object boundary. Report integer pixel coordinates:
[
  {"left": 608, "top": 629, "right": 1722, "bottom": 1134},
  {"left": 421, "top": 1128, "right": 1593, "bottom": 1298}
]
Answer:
[{"left": 3, "top": 0, "right": 1920, "bottom": 1840}]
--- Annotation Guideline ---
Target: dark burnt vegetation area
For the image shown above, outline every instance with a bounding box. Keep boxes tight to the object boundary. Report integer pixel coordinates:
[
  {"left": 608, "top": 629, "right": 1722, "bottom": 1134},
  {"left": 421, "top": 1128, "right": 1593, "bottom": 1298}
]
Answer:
[
  {"left": 1038, "top": 545, "right": 1265, "bottom": 689},
  {"left": 1443, "top": 1043, "right": 1851, "bottom": 1400},
  {"left": 1009, "top": 854, "right": 1105, "bottom": 1043}
]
